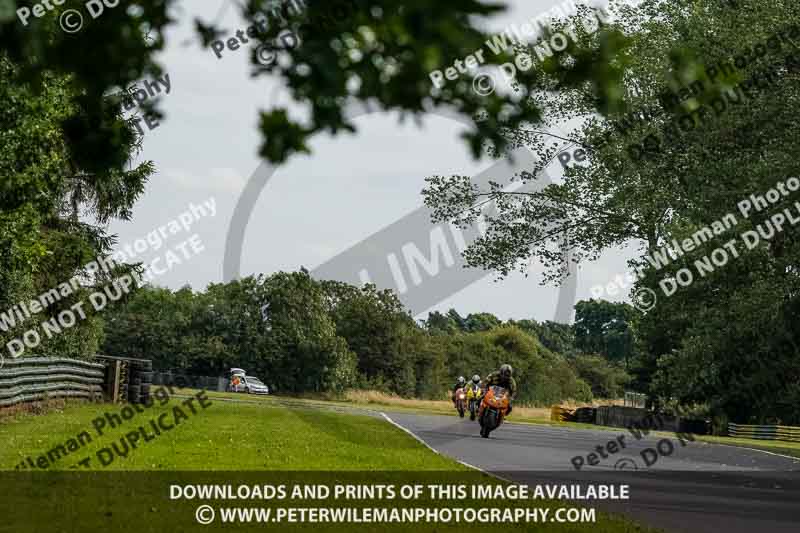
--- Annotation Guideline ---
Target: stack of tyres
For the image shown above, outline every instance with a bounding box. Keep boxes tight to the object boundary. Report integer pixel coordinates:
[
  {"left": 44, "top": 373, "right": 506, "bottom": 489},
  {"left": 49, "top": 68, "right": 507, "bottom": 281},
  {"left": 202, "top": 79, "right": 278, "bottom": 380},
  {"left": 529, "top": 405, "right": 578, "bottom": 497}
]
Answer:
[
  {"left": 140, "top": 369, "right": 153, "bottom": 404},
  {"left": 574, "top": 407, "right": 597, "bottom": 424},
  {"left": 127, "top": 369, "right": 141, "bottom": 403},
  {"left": 119, "top": 362, "right": 129, "bottom": 403},
  {"left": 127, "top": 360, "right": 154, "bottom": 405}
]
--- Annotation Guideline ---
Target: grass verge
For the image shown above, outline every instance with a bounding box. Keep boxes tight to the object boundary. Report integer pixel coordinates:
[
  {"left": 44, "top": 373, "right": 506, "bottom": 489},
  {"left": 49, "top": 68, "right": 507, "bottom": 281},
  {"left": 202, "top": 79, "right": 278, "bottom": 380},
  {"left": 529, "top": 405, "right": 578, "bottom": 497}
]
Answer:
[
  {"left": 169, "top": 388, "right": 800, "bottom": 458},
  {"left": 180, "top": 388, "right": 607, "bottom": 429},
  {"left": 0, "top": 395, "right": 461, "bottom": 470},
  {"left": 694, "top": 434, "right": 800, "bottom": 458},
  {"left": 0, "top": 396, "right": 656, "bottom": 533}
]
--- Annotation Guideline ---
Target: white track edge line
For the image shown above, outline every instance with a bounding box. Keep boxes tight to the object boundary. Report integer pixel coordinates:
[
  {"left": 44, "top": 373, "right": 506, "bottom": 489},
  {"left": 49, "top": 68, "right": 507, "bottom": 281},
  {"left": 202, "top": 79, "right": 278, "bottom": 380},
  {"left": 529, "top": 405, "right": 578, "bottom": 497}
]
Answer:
[
  {"left": 380, "top": 412, "right": 514, "bottom": 484},
  {"left": 709, "top": 442, "right": 800, "bottom": 462}
]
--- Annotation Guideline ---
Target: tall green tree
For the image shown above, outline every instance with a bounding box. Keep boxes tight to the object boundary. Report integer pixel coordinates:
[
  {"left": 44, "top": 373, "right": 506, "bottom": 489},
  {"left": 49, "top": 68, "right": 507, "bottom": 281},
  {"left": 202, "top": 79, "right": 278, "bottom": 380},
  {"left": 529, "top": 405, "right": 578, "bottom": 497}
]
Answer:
[
  {"left": 510, "top": 318, "right": 578, "bottom": 356},
  {"left": 571, "top": 353, "right": 630, "bottom": 398},
  {"left": 321, "top": 281, "right": 417, "bottom": 395},
  {"left": 0, "top": 49, "right": 151, "bottom": 360},
  {"left": 260, "top": 271, "right": 356, "bottom": 392},
  {"left": 463, "top": 312, "right": 502, "bottom": 332},
  {"left": 573, "top": 299, "right": 638, "bottom": 368},
  {"left": 423, "top": 0, "right": 800, "bottom": 422},
  {"left": 424, "top": 311, "right": 461, "bottom": 335}
]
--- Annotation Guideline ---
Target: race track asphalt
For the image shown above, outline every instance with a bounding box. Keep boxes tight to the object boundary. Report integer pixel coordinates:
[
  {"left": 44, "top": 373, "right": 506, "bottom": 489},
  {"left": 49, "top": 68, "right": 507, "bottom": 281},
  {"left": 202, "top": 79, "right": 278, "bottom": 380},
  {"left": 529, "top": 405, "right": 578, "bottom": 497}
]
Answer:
[{"left": 385, "top": 412, "right": 800, "bottom": 533}]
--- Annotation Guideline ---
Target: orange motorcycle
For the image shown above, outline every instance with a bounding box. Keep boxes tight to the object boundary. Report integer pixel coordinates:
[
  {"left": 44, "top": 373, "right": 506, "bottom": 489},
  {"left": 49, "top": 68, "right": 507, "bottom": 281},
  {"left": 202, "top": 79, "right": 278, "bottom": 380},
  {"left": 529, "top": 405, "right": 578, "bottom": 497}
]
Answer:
[
  {"left": 454, "top": 387, "right": 467, "bottom": 418},
  {"left": 478, "top": 385, "right": 510, "bottom": 438}
]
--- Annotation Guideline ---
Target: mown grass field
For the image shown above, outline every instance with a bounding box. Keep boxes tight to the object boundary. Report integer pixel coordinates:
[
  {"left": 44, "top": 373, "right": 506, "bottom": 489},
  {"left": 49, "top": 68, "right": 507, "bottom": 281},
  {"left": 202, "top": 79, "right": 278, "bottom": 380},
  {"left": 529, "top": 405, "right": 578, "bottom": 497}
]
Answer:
[
  {"left": 0, "top": 396, "right": 460, "bottom": 470},
  {"left": 0, "top": 396, "right": 657, "bottom": 533}
]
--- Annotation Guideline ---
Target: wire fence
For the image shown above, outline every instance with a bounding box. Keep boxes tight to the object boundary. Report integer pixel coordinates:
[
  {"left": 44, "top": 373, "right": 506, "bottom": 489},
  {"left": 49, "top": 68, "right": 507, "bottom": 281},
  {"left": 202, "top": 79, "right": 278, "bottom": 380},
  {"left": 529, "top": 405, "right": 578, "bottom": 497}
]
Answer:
[
  {"left": 151, "top": 371, "right": 229, "bottom": 392},
  {"left": 624, "top": 391, "right": 647, "bottom": 408}
]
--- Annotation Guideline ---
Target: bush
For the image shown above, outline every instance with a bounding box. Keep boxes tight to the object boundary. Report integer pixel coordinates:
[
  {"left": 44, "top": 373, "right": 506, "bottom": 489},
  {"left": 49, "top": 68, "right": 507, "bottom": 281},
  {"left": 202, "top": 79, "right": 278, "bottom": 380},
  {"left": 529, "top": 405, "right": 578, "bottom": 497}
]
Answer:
[
  {"left": 438, "top": 326, "right": 593, "bottom": 407},
  {"left": 571, "top": 354, "right": 631, "bottom": 398},
  {"left": 527, "top": 355, "right": 594, "bottom": 406}
]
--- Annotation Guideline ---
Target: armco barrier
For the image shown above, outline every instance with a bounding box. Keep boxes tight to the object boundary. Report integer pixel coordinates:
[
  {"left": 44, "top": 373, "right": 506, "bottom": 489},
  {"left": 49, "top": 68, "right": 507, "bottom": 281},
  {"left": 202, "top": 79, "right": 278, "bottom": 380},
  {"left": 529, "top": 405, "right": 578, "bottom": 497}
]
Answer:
[
  {"left": 728, "top": 423, "right": 800, "bottom": 443},
  {"left": 0, "top": 357, "right": 105, "bottom": 408}
]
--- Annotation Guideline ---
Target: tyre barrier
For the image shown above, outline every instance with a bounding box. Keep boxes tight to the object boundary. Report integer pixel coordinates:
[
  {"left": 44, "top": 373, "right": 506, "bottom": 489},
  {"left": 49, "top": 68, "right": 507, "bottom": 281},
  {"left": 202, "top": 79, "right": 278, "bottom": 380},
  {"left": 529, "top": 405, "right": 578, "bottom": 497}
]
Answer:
[
  {"left": 595, "top": 405, "right": 710, "bottom": 435},
  {"left": 679, "top": 417, "right": 711, "bottom": 435},
  {"left": 550, "top": 405, "right": 576, "bottom": 422},
  {"left": 574, "top": 407, "right": 597, "bottom": 424},
  {"left": 728, "top": 423, "right": 800, "bottom": 443},
  {"left": 550, "top": 406, "right": 596, "bottom": 423},
  {"left": 128, "top": 363, "right": 152, "bottom": 405},
  {"left": 94, "top": 355, "right": 154, "bottom": 405},
  {"left": 595, "top": 405, "right": 672, "bottom": 430},
  {"left": 0, "top": 357, "right": 105, "bottom": 408}
]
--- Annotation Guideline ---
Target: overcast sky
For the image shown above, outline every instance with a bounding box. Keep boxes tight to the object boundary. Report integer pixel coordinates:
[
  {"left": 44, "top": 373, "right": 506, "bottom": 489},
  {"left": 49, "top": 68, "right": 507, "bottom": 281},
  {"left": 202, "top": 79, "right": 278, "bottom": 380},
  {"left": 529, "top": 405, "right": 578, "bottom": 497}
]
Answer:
[{"left": 109, "top": 0, "right": 641, "bottom": 323}]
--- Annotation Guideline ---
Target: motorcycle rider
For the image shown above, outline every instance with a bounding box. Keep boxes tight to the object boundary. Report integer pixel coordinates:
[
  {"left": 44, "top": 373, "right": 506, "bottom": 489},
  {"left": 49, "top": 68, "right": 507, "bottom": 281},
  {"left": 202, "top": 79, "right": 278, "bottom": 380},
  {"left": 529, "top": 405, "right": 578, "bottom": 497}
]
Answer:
[
  {"left": 467, "top": 374, "right": 482, "bottom": 397},
  {"left": 465, "top": 374, "right": 482, "bottom": 418},
  {"left": 482, "top": 364, "right": 517, "bottom": 415},
  {"left": 451, "top": 376, "right": 466, "bottom": 406}
]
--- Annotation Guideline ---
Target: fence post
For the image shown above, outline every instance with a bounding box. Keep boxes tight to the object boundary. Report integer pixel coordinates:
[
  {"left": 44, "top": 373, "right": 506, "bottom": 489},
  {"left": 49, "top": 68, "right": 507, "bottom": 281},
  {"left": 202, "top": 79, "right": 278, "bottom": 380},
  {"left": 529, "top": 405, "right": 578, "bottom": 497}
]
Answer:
[{"left": 112, "top": 361, "right": 122, "bottom": 403}]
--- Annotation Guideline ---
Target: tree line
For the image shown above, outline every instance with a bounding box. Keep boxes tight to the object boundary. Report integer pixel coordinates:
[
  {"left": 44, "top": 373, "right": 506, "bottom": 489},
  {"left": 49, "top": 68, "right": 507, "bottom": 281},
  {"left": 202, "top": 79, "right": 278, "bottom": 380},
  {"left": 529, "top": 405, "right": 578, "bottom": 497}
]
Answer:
[{"left": 101, "top": 273, "right": 634, "bottom": 406}]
